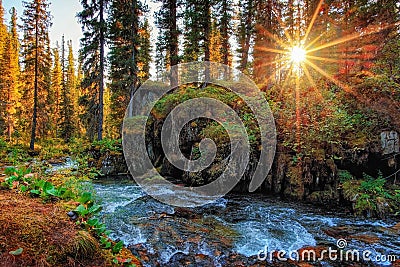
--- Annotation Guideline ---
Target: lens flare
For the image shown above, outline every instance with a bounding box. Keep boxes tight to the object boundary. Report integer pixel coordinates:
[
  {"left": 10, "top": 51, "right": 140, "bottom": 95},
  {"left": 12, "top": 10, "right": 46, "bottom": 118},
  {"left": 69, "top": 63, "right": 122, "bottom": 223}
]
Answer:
[{"left": 290, "top": 46, "right": 306, "bottom": 64}]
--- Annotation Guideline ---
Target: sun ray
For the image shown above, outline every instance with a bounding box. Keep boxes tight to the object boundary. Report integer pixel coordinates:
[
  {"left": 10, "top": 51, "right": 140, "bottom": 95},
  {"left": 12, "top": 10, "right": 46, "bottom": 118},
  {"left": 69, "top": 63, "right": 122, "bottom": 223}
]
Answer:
[
  {"left": 307, "top": 21, "right": 400, "bottom": 54},
  {"left": 301, "top": 62, "right": 316, "bottom": 89},
  {"left": 302, "top": 0, "right": 325, "bottom": 44},
  {"left": 304, "top": 59, "right": 353, "bottom": 94},
  {"left": 253, "top": 46, "right": 289, "bottom": 56},
  {"left": 256, "top": 26, "right": 291, "bottom": 51},
  {"left": 301, "top": 62, "right": 324, "bottom": 101},
  {"left": 280, "top": 67, "right": 294, "bottom": 97},
  {"left": 255, "top": 57, "right": 288, "bottom": 70},
  {"left": 295, "top": 72, "right": 301, "bottom": 152},
  {"left": 304, "top": 32, "right": 326, "bottom": 50},
  {"left": 260, "top": 60, "right": 290, "bottom": 89},
  {"left": 306, "top": 55, "right": 343, "bottom": 64}
]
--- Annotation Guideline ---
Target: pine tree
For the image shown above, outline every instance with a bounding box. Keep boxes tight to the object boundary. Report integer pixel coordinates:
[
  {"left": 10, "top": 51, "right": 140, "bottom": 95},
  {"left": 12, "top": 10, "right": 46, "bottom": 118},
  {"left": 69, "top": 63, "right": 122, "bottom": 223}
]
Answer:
[
  {"left": 75, "top": 56, "right": 84, "bottom": 135},
  {"left": 21, "top": 0, "right": 52, "bottom": 150},
  {"left": 138, "top": 19, "right": 152, "bottom": 82},
  {"left": 0, "top": 0, "right": 8, "bottom": 136},
  {"left": 43, "top": 36, "right": 53, "bottom": 137},
  {"left": 182, "top": 0, "right": 212, "bottom": 63},
  {"left": 60, "top": 41, "right": 76, "bottom": 141},
  {"left": 50, "top": 45, "right": 62, "bottom": 138},
  {"left": 155, "top": 0, "right": 180, "bottom": 85},
  {"left": 210, "top": 20, "right": 223, "bottom": 63},
  {"left": 236, "top": 0, "right": 256, "bottom": 74},
  {"left": 253, "top": 0, "right": 280, "bottom": 88},
  {"left": 216, "top": 0, "right": 233, "bottom": 68},
  {"left": 108, "top": 0, "right": 145, "bottom": 135},
  {"left": 78, "top": 0, "right": 107, "bottom": 141},
  {"left": 209, "top": 20, "right": 224, "bottom": 78},
  {"left": 0, "top": 0, "right": 7, "bottom": 60},
  {"left": 0, "top": 7, "right": 20, "bottom": 141}
]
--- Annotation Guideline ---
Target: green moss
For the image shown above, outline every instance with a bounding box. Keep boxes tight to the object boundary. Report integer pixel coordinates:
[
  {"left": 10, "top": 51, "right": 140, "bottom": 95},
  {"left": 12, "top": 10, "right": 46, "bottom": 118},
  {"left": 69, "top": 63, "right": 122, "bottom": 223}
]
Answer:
[
  {"left": 150, "top": 84, "right": 262, "bottom": 148},
  {"left": 342, "top": 173, "right": 400, "bottom": 217}
]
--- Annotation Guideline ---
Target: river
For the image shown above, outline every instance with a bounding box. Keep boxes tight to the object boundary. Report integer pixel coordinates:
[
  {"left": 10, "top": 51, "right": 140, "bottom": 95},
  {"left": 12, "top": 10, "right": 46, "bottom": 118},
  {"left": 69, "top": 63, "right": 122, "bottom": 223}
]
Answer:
[{"left": 91, "top": 178, "right": 399, "bottom": 267}]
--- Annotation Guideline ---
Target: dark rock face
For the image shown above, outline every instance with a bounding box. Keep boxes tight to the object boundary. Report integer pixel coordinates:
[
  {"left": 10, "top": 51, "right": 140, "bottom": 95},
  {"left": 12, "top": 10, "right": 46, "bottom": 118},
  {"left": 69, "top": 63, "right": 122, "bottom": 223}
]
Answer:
[
  {"left": 144, "top": 114, "right": 399, "bottom": 210},
  {"left": 88, "top": 149, "right": 128, "bottom": 176},
  {"left": 89, "top": 110, "right": 399, "bottom": 211}
]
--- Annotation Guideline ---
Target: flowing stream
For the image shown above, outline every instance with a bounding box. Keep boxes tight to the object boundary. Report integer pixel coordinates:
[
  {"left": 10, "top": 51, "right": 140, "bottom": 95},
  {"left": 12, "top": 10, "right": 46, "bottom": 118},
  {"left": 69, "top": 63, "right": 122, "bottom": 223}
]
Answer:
[{"left": 91, "top": 178, "right": 399, "bottom": 266}]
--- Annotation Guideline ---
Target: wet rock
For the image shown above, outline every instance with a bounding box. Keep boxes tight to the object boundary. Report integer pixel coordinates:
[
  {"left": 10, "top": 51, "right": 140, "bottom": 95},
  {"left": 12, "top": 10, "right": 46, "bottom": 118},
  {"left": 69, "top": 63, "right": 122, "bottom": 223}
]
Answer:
[
  {"left": 174, "top": 207, "right": 201, "bottom": 219},
  {"left": 323, "top": 226, "right": 355, "bottom": 239},
  {"left": 167, "top": 252, "right": 196, "bottom": 267},
  {"left": 128, "top": 243, "right": 160, "bottom": 267},
  {"left": 391, "top": 222, "right": 400, "bottom": 233},
  {"left": 392, "top": 259, "right": 400, "bottom": 267},
  {"left": 223, "top": 253, "right": 271, "bottom": 267},
  {"left": 348, "top": 234, "right": 380, "bottom": 244},
  {"left": 163, "top": 252, "right": 222, "bottom": 267},
  {"left": 88, "top": 149, "right": 128, "bottom": 176},
  {"left": 67, "top": 211, "right": 78, "bottom": 221},
  {"left": 194, "top": 254, "right": 215, "bottom": 266}
]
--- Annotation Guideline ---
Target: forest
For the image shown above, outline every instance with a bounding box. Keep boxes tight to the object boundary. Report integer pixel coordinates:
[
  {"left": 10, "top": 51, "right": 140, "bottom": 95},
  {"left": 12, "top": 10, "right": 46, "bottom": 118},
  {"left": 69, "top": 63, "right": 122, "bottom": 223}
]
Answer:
[{"left": 0, "top": 0, "right": 399, "bottom": 266}]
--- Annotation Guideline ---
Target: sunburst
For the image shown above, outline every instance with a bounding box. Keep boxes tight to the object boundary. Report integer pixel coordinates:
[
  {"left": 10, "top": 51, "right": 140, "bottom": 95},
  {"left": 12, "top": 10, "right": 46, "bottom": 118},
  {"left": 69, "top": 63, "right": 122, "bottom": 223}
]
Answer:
[
  {"left": 256, "top": 0, "right": 399, "bottom": 151},
  {"left": 290, "top": 46, "right": 307, "bottom": 64}
]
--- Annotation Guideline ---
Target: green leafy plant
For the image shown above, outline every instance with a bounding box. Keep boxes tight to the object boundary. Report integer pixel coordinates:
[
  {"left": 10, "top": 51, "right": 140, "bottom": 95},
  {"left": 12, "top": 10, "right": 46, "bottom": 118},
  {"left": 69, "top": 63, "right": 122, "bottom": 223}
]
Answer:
[
  {"left": 112, "top": 256, "right": 137, "bottom": 267},
  {"left": 92, "top": 138, "right": 122, "bottom": 153},
  {"left": 2, "top": 167, "right": 32, "bottom": 189},
  {"left": 338, "top": 170, "right": 354, "bottom": 183},
  {"left": 2, "top": 165, "right": 134, "bottom": 264},
  {"left": 342, "top": 172, "right": 399, "bottom": 217}
]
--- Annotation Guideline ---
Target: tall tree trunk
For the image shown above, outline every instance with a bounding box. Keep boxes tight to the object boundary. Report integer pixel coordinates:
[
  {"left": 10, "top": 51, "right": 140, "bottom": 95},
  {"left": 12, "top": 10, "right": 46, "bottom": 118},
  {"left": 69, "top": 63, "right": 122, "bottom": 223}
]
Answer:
[
  {"left": 30, "top": 4, "right": 39, "bottom": 151},
  {"left": 169, "top": 0, "right": 178, "bottom": 87},
  {"left": 129, "top": 0, "right": 139, "bottom": 118},
  {"left": 98, "top": 0, "right": 105, "bottom": 141},
  {"left": 204, "top": 0, "right": 211, "bottom": 82},
  {"left": 238, "top": 0, "right": 254, "bottom": 73}
]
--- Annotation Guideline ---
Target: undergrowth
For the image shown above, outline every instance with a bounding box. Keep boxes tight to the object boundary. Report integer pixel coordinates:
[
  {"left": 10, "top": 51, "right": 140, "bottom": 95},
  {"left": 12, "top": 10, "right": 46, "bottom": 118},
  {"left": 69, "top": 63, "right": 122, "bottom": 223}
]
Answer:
[
  {"left": 0, "top": 165, "right": 138, "bottom": 267},
  {"left": 341, "top": 171, "right": 400, "bottom": 217}
]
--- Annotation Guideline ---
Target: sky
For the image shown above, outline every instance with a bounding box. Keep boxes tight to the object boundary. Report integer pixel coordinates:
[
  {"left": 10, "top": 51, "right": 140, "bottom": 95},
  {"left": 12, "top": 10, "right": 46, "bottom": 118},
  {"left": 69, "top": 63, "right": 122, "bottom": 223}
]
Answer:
[{"left": 3, "top": 0, "right": 83, "bottom": 52}]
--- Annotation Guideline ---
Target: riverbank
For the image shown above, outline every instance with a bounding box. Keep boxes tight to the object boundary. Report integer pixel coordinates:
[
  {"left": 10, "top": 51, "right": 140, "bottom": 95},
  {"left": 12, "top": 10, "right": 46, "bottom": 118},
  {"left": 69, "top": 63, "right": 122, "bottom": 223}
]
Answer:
[
  {"left": 0, "top": 189, "right": 110, "bottom": 266},
  {"left": 0, "top": 155, "right": 141, "bottom": 267}
]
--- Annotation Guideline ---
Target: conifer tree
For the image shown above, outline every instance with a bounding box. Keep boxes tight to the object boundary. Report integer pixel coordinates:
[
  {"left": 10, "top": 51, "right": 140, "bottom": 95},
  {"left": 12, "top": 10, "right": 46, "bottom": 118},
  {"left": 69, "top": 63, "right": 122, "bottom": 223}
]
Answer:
[
  {"left": 138, "top": 19, "right": 152, "bottom": 82},
  {"left": 0, "top": 0, "right": 6, "bottom": 61},
  {"left": 253, "top": 0, "right": 279, "bottom": 88},
  {"left": 210, "top": 20, "right": 223, "bottom": 63},
  {"left": 216, "top": 0, "right": 233, "bottom": 68},
  {"left": 78, "top": 0, "right": 107, "bottom": 141},
  {"left": 50, "top": 45, "right": 62, "bottom": 138},
  {"left": 108, "top": 0, "right": 145, "bottom": 134},
  {"left": 155, "top": 0, "right": 180, "bottom": 85},
  {"left": 21, "top": 0, "right": 52, "bottom": 150},
  {"left": 60, "top": 41, "right": 76, "bottom": 141},
  {"left": 182, "top": 0, "right": 212, "bottom": 63},
  {"left": 236, "top": 0, "right": 256, "bottom": 74},
  {"left": 0, "top": 7, "right": 20, "bottom": 141}
]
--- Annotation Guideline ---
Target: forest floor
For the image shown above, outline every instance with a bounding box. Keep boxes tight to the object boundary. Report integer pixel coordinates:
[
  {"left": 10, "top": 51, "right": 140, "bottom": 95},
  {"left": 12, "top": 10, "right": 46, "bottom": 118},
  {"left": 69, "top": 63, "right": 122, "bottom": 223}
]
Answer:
[
  {"left": 0, "top": 189, "right": 110, "bottom": 266},
  {"left": 0, "top": 188, "right": 141, "bottom": 267}
]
